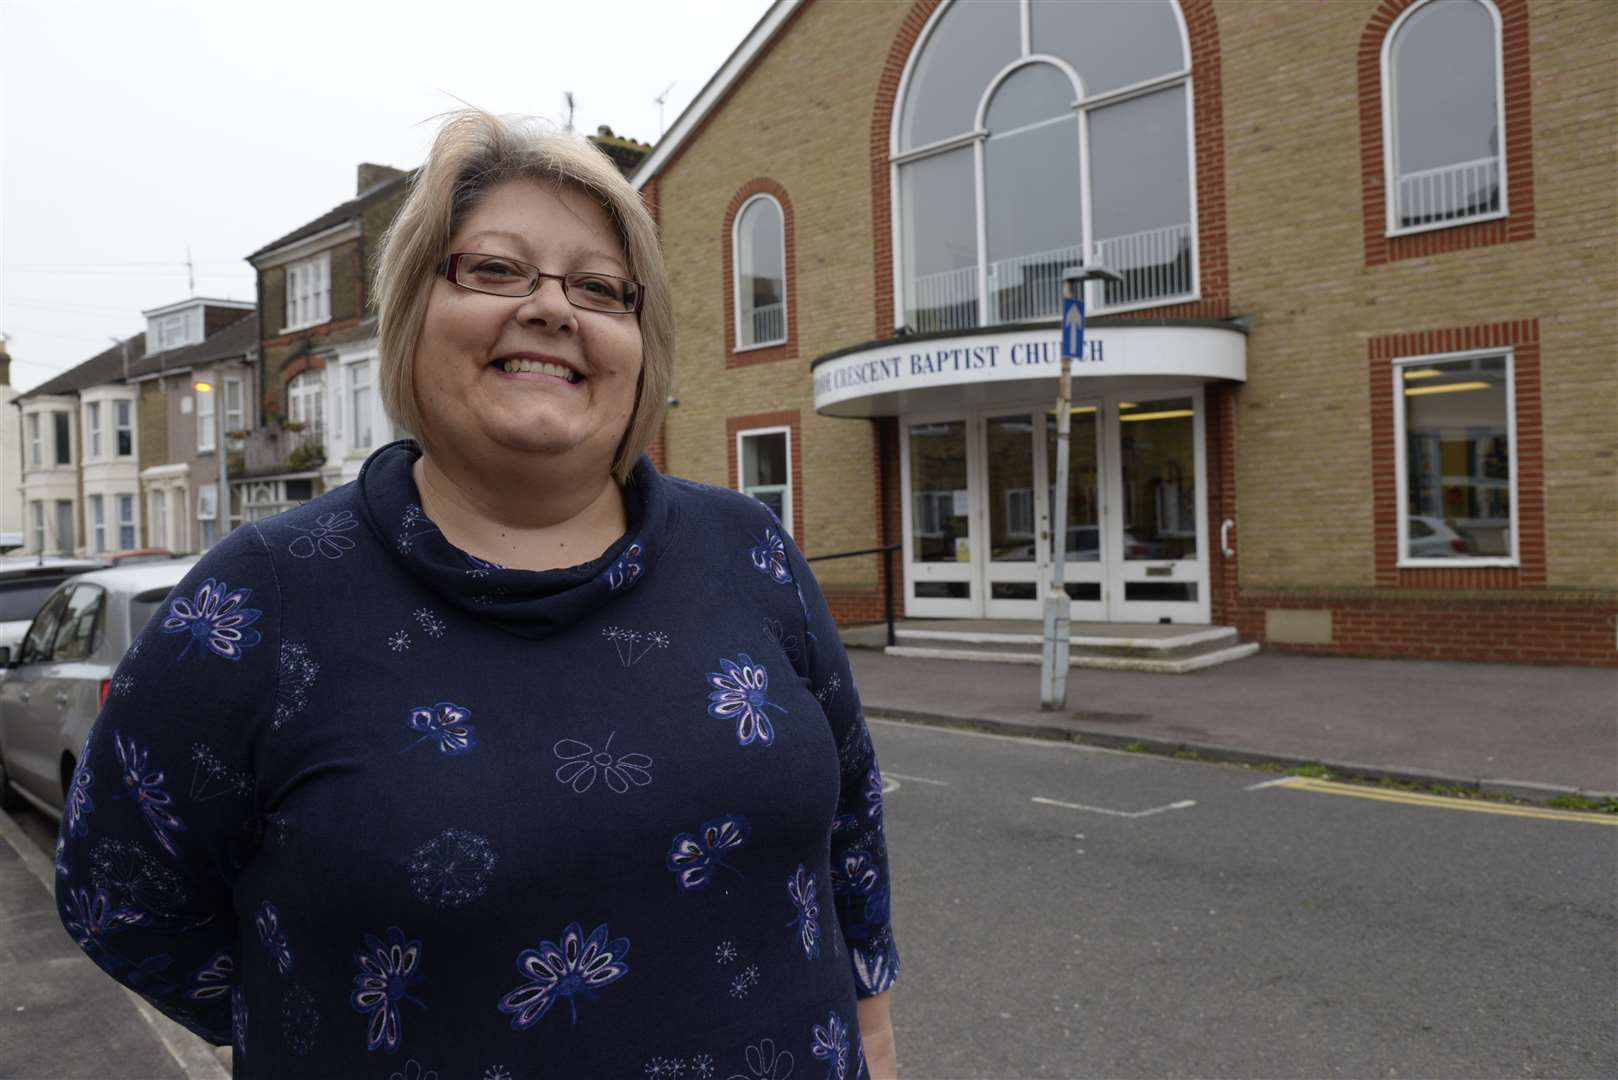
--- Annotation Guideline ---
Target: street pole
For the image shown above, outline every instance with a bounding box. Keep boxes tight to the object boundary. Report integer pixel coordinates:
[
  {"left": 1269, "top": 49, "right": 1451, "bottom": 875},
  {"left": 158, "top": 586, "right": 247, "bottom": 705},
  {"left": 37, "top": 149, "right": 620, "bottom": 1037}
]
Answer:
[
  {"left": 216, "top": 365, "right": 228, "bottom": 544},
  {"left": 1041, "top": 264, "right": 1121, "bottom": 711}
]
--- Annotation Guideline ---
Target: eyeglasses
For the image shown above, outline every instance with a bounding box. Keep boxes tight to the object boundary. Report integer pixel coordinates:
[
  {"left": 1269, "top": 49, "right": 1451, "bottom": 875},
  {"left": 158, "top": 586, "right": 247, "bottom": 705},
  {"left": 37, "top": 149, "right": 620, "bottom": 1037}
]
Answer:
[{"left": 439, "top": 252, "right": 643, "bottom": 314}]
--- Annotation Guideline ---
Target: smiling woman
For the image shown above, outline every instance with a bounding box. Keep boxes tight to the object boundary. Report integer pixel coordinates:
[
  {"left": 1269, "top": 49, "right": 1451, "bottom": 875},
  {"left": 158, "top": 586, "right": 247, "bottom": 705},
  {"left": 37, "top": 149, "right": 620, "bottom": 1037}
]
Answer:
[{"left": 55, "top": 108, "right": 899, "bottom": 1080}]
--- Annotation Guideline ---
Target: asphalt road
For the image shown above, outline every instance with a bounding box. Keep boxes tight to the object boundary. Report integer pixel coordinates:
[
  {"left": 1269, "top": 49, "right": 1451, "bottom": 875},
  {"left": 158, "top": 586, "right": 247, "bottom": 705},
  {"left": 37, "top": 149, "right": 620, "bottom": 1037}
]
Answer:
[
  {"left": 6, "top": 721, "right": 1615, "bottom": 1079},
  {"left": 866, "top": 717, "right": 1618, "bottom": 1079}
]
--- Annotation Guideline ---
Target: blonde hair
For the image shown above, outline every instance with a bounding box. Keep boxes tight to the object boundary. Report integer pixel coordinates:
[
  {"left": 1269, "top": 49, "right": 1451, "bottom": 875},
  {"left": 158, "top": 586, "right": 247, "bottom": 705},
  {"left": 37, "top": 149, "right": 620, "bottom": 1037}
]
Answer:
[{"left": 373, "top": 109, "right": 672, "bottom": 483}]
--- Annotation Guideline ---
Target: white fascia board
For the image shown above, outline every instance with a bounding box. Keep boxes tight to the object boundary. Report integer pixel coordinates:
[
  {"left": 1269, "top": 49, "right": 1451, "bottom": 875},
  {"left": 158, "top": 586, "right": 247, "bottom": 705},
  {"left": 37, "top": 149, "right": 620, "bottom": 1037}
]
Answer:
[
  {"left": 140, "top": 463, "right": 190, "bottom": 480},
  {"left": 142, "top": 296, "right": 254, "bottom": 318},
  {"left": 250, "top": 221, "right": 361, "bottom": 270},
  {"left": 631, "top": 0, "right": 801, "bottom": 191}
]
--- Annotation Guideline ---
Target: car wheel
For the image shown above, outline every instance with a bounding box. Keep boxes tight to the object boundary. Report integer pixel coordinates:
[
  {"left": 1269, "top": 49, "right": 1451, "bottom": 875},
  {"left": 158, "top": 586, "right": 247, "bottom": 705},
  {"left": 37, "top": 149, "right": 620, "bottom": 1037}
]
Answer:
[{"left": 0, "top": 752, "right": 25, "bottom": 813}]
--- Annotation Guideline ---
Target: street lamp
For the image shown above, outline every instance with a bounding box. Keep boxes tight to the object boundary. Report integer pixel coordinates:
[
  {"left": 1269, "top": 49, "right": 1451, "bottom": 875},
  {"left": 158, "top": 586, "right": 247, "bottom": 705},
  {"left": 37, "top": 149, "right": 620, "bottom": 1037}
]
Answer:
[
  {"left": 1042, "top": 263, "right": 1122, "bottom": 711},
  {"left": 192, "top": 375, "right": 227, "bottom": 549}
]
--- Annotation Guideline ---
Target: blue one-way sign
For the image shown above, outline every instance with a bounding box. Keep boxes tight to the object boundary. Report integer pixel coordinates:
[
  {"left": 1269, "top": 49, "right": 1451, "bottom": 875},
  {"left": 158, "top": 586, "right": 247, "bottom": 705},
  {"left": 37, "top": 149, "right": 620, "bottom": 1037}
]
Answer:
[{"left": 1061, "top": 296, "right": 1085, "bottom": 360}]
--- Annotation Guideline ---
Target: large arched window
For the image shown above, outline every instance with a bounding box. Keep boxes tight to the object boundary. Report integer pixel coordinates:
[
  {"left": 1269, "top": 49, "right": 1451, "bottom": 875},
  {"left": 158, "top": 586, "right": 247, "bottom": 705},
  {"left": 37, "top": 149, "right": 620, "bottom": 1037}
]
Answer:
[
  {"left": 893, "top": 0, "right": 1193, "bottom": 332},
  {"left": 734, "top": 194, "right": 787, "bottom": 349},
  {"left": 1382, "top": 0, "right": 1505, "bottom": 234}
]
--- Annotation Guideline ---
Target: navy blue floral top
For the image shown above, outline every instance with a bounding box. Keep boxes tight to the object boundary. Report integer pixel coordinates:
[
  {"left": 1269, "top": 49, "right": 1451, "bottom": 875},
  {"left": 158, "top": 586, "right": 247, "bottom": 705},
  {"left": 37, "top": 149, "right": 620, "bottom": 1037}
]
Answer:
[{"left": 55, "top": 440, "right": 898, "bottom": 1079}]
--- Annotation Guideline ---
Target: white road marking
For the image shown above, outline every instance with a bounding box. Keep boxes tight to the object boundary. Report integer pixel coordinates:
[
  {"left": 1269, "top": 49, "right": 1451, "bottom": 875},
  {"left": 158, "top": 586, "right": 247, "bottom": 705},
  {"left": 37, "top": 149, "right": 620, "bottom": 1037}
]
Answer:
[
  {"left": 867, "top": 717, "right": 1130, "bottom": 756},
  {"left": 1031, "top": 796, "right": 1197, "bottom": 819},
  {"left": 1244, "top": 776, "right": 1297, "bottom": 791},
  {"left": 883, "top": 771, "right": 950, "bottom": 787},
  {"left": 881, "top": 776, "right": 900, "bottom": 794}
]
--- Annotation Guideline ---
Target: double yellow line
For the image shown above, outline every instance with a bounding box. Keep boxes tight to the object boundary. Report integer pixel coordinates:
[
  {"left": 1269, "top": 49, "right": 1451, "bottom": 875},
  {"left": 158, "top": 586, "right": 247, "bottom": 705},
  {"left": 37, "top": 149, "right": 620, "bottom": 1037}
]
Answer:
[{"left": 1275, "top": 776, "right": 1618, "bottom": 826}]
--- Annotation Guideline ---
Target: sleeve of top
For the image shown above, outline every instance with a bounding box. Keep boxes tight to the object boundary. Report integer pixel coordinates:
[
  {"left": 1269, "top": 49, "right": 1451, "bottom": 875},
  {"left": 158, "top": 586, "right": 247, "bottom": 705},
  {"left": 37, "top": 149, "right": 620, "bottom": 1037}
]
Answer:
[
  {"left": 779, "top": 526, "right": 900, "bottom": 999},
  {"left": 54, "top": 524, "right": 281, "bottom": 1044}
]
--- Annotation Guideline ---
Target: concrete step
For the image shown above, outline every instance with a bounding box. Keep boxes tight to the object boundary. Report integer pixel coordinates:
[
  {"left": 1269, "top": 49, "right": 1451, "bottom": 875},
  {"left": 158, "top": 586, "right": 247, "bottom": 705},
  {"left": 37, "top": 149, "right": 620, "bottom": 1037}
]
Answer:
[
  {"left": 896, "top": 624, "right": 1237, "bottom": 652},
  {"left": 883, "top": 632, "right": 1260, "bottom": 674}
]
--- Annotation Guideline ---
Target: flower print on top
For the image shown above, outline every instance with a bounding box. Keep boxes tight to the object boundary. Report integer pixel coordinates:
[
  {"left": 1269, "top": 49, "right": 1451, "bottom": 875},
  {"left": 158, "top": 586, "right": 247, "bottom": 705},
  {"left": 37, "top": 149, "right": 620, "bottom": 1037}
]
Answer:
[
  {"left": 160, "top": 578, "right": 264, "bottom": 661},
  {"left": 864, "top": 766, "right": 884, "bottom": 825},
  {"left": 666, "top": 814, "right": 750, "bottom": 891},
  {"left": 396, "top": 503, "right": 441, "bottom": 555},
  {"left": 109, "top": 673, "right": 135, "bottom": 696},
  {"left": 748, "top": 527, "right": 793, "bottom": 586},
  {"left": 388, "top": 630, "right": 412, "bottom": 653},
  {"left": 388, "top": 1059, "right": 438, "bottom": 1080},
  {"left": 286, "top": 510, "right": 359, "bottom": 560},
  {"left": 272, "top": 641, "right": 320, "bottom": 731},
  {"left": 255, "top": 900, "right": 294, "bottom": 976},
  {"left": 281, "top": 982, "right": 321, "bottom": 1057},
  {"left": 552, "top": 732, "right": 652, "bottom": 794},
  {"left": 483, "top": 1069, "right": 514, "bottom": 1080},
  {"left": 728, "top": 964, "right": 761, "bottom": 1000},
  {"left": 89, "top": 838, "right": 187, "bottom": 918},
  {"left": 231, "top": 985, "right": 248, "bottom": 1062},
  {"left": 706, "top": 654, "right": 786, "bottom": 747},
  {"left": 403, "top": 702, "right": 476, "bottom": 756},
  {"left": 497, "top": 921, "right": 630, "bottom": 1029},
  {"left": 730, "top": 1039, "right": 796, "bottom": 1080},
  {"left": 407, "top": 828, "right": 498, "bottom": 909},
  {"left": 188, "top": 743, "right": 252, "bottom": 803},
  {"left": 714, "top": 940, "right": 738, "bottom": 965},
  {"left": 413, "top": 608, "right": 448, "bottom": 640},
  {"left": 785, "top": 865, "right": 820, "bottom": 960},
  {"left": 113, "top": 734, "right": 185, "bottom": 858},
  {"left": 813, "top": 672, "right": 842, "bottom": 708},
  {"left": 350, "top": 926, "right": 426, "bottom": 1054},
  {"left": 60, "top": 885, "right": 147, "bottom": 955},
  {"left": 605, "top": 540, "right": 646, "bottom": 592},
  {"left": 761, "top": 617, "right": 801, "bottom": 665},
  {"left": 184, "top": 951, "right": 234, "bottom": 1003},
  {"left": 603, "top": 625, "right": 671, "bottom": 667},
  {"left": 63, "top": 758, "right": 94, "bottom": 838},
  {"left": 810, "top": 1011, "right": 851, "bottom": 1080}
]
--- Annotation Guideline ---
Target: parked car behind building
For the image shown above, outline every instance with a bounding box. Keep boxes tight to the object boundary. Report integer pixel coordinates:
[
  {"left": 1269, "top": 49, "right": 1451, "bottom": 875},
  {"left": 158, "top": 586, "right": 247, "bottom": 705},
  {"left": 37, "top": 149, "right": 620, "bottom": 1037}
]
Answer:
[{"left": 0, "top": 557, "right": 197, "bottom": 815}]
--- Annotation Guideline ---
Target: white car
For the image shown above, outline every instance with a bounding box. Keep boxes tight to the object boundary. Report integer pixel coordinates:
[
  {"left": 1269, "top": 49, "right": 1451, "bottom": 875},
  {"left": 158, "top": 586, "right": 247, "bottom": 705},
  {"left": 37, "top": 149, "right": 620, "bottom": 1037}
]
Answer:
[
  {"left": 0, "top": 557, "right": 106, "bottom": 661},
  {"left": 1407, "top": 515, "right": 1472, "bottom": 558},
  {"left": 0, "top": 558, "right": 198, "bottom": 817}
]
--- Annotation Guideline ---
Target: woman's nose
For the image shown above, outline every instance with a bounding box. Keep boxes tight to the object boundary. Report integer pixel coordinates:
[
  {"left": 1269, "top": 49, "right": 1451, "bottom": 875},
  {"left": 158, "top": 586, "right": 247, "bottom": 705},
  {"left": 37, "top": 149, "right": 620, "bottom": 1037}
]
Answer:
[{"left": 514, "top": 276, "right": 577, "bottom": 332}]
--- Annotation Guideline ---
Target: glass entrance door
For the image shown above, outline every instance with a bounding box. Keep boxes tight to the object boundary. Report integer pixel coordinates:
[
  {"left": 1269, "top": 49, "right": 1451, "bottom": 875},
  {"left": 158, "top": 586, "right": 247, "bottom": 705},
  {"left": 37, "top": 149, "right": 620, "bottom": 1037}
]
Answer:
[
  {"left": 1045, "top": 404, "right": 1107, "bottom": 622},
  {"left": 903, "top": 417, "right": 975, "bottom": 617},
  {"left": 1104, "top": 391, "right": 1208, "bottom": 623}
]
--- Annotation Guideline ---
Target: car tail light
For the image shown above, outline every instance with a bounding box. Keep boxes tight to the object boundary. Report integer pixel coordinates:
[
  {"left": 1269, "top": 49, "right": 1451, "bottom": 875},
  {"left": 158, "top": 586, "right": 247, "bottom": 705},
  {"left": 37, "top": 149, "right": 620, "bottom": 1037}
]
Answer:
[
  {"left": 99, "top": 679, "right": 111, "bottom": 708},
  {"left": 1451, "top": 539, "right": 1469, "bottom": 553}
]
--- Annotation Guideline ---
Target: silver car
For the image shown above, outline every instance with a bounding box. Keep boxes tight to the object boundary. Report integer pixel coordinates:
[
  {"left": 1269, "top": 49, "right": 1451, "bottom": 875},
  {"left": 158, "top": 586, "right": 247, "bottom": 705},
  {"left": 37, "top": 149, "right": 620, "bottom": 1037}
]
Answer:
[
  {"left": 0, "top": 557, "right": 106, "bottom": 660},
  {"left": 0, "top": 558, "right": 198, "bottom": 817}
]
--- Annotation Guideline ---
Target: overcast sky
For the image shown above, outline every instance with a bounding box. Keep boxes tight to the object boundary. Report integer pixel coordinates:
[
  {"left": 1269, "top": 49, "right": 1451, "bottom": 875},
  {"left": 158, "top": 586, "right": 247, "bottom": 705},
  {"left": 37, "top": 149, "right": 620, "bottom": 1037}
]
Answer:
[{"left": 1, "top": 0, "right": 769, "bottom": 393}]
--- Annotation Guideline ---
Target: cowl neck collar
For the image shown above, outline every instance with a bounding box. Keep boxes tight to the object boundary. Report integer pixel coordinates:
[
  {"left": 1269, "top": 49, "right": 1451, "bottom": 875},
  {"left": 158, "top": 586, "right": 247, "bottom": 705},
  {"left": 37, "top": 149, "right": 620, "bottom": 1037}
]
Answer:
[{"left": 356, "top": 440, "right": 670, "bottom": 640}]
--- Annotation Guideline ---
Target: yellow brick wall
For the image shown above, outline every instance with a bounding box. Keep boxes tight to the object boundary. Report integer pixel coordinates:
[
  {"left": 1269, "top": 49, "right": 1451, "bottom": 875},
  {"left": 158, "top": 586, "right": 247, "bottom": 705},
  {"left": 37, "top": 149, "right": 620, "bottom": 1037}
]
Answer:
[
  {"left": 653, "top": 0, "right": 1617, "bottom": 597},
  {"left": 1219, "top": 0, "right": 1616, "bottom": 591},
  {"left": 657, "top": 0, "right": 911, "bottom": 590}
]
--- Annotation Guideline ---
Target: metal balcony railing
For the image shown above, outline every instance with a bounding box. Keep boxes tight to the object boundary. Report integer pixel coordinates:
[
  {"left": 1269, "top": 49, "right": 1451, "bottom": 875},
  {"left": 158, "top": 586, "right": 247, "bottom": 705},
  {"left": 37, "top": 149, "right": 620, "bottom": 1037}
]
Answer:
[
  {"left": 1396, "top": 155, "right": 1501, "bottom": 230},
  {"left": 906, "top": 223, "right": 1194, "bottom": 331},
  {"left": 745, "top": 302, "right": 786, "bottom": 347}
]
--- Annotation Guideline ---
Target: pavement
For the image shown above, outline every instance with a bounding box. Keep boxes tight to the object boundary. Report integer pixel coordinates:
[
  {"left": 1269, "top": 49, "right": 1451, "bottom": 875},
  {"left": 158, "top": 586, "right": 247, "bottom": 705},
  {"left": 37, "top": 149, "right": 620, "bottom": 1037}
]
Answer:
[{"left": 1, "top": 646, "right": 1613, "bottom": 1078}]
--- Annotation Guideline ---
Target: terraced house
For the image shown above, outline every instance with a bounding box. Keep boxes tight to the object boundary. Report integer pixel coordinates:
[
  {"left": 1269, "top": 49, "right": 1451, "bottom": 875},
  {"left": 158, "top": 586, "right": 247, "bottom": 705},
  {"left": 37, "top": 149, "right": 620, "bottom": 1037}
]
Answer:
[{"left": 632, "top": 0, "right": 1617, "bottom": 666}]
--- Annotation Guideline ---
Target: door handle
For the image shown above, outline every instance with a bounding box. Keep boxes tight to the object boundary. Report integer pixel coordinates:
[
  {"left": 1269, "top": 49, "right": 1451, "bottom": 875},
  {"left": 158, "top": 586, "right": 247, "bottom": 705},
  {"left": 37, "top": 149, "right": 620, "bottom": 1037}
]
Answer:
[{"left": 1220, "top": 518, "right": 1235, "bottom": 559}]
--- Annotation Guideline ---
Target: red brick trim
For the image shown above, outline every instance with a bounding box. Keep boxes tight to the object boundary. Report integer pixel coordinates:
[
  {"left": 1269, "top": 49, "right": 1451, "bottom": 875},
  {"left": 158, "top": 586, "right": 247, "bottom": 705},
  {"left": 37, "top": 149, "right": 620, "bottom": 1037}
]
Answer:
[
  {"left": 262, "top": 317, "right": 363, "bottom": 349},
  {"left": 1206, "top": 382, "right": 1239, "bottom": 626},
  {"left": 722, "top": 180, "right": 799, "bottom": 368},
  {"left": 1367, "top": 319, "right": 1545, "bottom": 589},
  {"left": 279, "top": 354, "right": 328, "bottom": 385},
  {"left": 1358, "top": 0, "right": 1534, "bottom": 266},
  {"left": 727, "top": 409, "right": 804, "bottom": 546},
  {"left": 1229, "top": 591, "right": 1617, "bottom": 667},
  {"left": 869, "top": 0, "right": 1231, "bottom": 338}
]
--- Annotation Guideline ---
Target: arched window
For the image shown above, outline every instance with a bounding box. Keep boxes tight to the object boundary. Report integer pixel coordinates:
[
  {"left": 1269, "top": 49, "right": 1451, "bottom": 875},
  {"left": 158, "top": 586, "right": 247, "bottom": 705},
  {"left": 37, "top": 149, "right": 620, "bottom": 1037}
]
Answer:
[
  {"left": 734, "top": 195, "right": 787, "bottom": 349},
  {"left": 1382, "top": 0, "right": 1505, "bottom": 234},
  {"left": 893, "top": 0, "right": 1193, "bottom": 332}
]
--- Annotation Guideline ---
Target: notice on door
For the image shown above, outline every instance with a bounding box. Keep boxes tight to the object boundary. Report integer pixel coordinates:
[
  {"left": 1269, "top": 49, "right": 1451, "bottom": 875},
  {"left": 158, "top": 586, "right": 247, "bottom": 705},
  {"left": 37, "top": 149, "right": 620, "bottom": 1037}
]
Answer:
[{"left": 955, "top": 537, "right": 971, "bottom": 562}]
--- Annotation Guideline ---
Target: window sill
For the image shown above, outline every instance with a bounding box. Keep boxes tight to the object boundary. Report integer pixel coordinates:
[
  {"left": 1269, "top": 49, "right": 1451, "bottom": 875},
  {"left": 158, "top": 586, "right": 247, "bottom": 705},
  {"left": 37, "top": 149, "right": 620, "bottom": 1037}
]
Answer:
[
  {"left": 734, "top": 337, "right": 788, "bottom": 354},
  {"left": 279, "top": 318, "right": 331, "bottom": 334},
  {"left": 1397, "top": 557, "right": 1518, "bottom": 570},
  {"left": 1385, "top": 209, "right": 1508, "bottom": 240}
]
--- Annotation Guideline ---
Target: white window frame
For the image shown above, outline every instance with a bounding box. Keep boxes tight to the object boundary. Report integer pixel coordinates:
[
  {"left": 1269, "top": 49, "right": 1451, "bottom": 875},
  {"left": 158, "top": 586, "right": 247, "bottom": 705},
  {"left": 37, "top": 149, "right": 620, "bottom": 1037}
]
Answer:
[
  {"left": 149, "top": 490, "right": 168, "bottom": 551},
  {"left": 347, "top": 356, "right": 374, "bottom": 452},
  {"left": 287, "top": 370, "right": 324, "bottom": 435},
  {"left": 114, "top": 399, "right": 134, "bottom": 457},
  {"left": 86, "top": 401, "right": 102, "bottom": 459},
  {"left": 888, "top": 0, "right": 1199, "bottom": 324},
  {"left": 117, "top": 494, "right": 137, "bottom": 550},
  {"left": 285, "top": 252, "right": 332, "bottom": 332},
  {"left": 30, "top": 501, "right": 45, "bottom": 553},
  {"left": 196, "top": 384, "right": 216, "bottom": 453},
  {"left": 157, "top": 313, "right": 188, "bottom": 352},
  {"left": 197, "top": 483, "right": 219, "bottom": 550},
  {"left": 27, "top": 413, "right": 41, "bottom": 467},
  {"left": 223, "top": 376, "right": 245, "bottom": 437},
  {"left": 53, "top": 411, "right": 72, "bottom": 466},
  {"left": 1380, "top": 0, "right": 1508, "bottom": 238},
  {"left": 1392, "top": 346, "right": 1519, "bottom": 568},
  {"left": 89, "top": 494, "right": 106, "bottom": 553},
  {"left": 732, "top": 194, "right": 789, "bottom": 350},
  {"left": 735, "top": 425, "right": 794, "bottom": 536}
]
